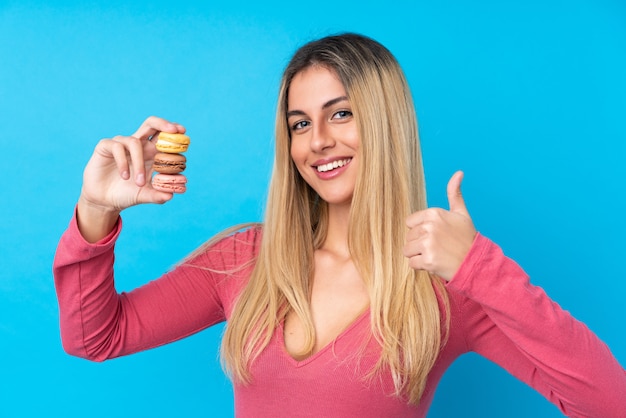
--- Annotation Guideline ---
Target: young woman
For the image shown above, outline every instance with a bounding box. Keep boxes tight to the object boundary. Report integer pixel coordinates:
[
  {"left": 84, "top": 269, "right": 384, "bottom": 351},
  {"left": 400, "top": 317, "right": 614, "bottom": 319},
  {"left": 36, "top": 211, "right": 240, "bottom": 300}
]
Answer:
[{"left": 53, "top": 33, "right": 625, "bottom": 417}]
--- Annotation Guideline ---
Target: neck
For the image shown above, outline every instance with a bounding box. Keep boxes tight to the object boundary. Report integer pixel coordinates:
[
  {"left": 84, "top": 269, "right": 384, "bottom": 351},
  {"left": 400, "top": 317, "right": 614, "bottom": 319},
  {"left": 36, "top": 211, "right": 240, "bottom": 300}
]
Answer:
[{"left": 322, "top": 202, "right": 352, "bottom": 259}]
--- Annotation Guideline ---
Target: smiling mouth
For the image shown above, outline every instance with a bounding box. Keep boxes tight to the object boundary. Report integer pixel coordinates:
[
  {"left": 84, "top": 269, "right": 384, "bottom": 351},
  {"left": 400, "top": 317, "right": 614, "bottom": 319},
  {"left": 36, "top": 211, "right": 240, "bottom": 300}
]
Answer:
[{"left": 315, "top": 158, "right": 352, "bottom": 173}]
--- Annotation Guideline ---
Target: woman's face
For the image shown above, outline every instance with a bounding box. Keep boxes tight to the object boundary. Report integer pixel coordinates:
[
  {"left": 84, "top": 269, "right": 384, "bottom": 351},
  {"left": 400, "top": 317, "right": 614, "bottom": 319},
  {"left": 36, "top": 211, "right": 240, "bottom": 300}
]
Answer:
[{"left": 288, "top": 66, "right": 360, "bottom": 208}]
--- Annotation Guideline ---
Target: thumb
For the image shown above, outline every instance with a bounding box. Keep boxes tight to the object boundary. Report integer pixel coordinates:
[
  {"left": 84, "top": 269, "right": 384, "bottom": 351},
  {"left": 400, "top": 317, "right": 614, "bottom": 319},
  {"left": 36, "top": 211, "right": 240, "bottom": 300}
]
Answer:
[{"left": 447, "top": 170, "right": 469, "bottom": 215}]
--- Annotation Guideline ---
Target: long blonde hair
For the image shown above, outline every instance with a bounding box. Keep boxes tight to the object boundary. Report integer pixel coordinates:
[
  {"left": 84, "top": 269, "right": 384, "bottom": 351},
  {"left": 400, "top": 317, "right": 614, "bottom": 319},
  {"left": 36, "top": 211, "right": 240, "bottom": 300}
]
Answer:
[{"left": 219, "top": 33, "right": 449, "bottom": 405}]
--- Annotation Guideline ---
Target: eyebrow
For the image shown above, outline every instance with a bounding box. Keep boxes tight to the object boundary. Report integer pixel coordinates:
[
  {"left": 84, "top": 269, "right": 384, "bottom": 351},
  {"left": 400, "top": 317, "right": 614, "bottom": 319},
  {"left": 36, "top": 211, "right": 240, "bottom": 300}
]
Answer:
[{"left": 286, "top": 96, "right": 349, "bottom": 118}]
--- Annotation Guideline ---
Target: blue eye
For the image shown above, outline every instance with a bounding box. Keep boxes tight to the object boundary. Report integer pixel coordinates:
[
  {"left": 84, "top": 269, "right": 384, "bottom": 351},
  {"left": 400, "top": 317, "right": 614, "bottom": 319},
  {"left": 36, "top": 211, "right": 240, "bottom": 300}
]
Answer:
[
  {"left": 291, "top": 120, "right": 310, "bottom": 131},
  {"left": 333, "top": 110, "right": 353, "bottom": 120}
]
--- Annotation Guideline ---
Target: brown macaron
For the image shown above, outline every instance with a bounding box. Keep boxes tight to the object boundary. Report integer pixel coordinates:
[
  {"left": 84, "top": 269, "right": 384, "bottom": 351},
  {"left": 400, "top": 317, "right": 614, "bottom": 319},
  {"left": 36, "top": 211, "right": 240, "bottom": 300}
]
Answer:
[{"left": 153, "top": 152, "right": 187, "bottom": 174}]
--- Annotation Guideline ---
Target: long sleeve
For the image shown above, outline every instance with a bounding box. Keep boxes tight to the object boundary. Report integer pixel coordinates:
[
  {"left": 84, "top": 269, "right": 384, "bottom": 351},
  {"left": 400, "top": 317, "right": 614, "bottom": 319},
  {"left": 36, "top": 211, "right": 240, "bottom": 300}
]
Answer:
[
  {"left": 447, "top": 233, "right": 626, "bottom": 417},
  {"left": 52, "top": 210, "right": 259, "bottom": 361}
]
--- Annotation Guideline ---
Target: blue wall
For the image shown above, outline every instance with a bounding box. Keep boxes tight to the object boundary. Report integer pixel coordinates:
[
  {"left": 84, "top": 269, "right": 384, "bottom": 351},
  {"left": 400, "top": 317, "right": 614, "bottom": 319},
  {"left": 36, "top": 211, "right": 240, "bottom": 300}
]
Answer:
[{"left": 1, "top": 0, "right": 624, "bottom": 416}]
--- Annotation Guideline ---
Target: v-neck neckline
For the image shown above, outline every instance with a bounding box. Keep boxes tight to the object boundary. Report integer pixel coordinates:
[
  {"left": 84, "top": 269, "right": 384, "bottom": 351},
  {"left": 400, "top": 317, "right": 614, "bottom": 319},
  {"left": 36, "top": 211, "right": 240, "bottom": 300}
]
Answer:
[{"left": 278, "top": 307, "right": 371, "bottom": 367}]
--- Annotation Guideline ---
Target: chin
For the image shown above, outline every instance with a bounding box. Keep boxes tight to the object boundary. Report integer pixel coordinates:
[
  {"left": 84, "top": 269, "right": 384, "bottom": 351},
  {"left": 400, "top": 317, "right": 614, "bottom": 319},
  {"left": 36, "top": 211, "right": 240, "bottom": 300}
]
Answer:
[{"left": 318, "top": 193, "right": 353, "bottom": 207}]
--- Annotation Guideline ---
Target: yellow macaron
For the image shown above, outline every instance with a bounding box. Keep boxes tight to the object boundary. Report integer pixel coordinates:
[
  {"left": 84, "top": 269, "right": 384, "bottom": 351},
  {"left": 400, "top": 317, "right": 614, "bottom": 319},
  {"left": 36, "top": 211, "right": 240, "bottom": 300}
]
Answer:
[{"left": 155, "top": 132, "right": 191, "bottom": 153}]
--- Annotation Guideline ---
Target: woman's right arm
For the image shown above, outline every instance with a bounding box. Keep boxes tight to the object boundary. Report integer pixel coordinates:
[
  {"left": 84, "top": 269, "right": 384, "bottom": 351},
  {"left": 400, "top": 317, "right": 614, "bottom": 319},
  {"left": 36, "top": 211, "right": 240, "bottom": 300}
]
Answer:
[
  {"left": 53, "top": 116, "right": 232, "bottom": 361},
  {"left": 53, "top": 213, "right": 238, "bottom": 361}
]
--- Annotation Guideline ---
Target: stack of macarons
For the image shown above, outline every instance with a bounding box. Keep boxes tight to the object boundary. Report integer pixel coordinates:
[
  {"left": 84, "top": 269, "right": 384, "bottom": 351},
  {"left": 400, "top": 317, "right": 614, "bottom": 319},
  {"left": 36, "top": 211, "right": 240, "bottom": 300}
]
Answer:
[{"left": 151, "top": 132, "right": 190, "bottom": 193}]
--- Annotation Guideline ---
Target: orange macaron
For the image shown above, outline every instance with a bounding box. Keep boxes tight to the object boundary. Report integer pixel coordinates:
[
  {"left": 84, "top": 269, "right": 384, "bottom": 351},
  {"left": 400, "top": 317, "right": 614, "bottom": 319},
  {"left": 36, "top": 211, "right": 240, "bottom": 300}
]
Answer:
[{"left": 154, "top": 132, "right": 190, "bottom": 154}]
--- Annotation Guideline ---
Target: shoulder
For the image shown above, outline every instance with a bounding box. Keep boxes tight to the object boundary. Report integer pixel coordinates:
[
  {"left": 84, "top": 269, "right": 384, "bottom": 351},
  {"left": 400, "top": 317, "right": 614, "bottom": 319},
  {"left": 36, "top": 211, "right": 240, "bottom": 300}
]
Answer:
[
  {"left": 184, "top": 223, "right": 263, "bottom": 270},
  {"left": 175, "top": 224, "right": 263, "bottom": 315}
]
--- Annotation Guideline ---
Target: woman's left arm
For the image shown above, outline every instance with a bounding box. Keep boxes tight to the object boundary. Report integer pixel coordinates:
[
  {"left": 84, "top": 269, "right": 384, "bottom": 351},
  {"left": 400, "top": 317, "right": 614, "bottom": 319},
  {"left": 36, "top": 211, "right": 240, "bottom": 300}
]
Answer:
[
  {"left": 405, "top": 171, "right": 626, "bottom": 416},
  {"left": 449, "top": 233, "right": 626, "bottom": 416}
]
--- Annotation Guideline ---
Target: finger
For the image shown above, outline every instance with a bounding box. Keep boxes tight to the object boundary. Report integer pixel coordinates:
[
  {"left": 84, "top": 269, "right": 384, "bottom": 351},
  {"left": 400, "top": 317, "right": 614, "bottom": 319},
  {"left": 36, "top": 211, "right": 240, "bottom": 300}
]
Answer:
[
  {"left": 406, "top": 254, "right": 433, "bottom": 273},
  {"left": 406, "top": 255, "right": 421, "bottom": 271},
  {"left": 125, "top": 136, "right": 147, "bottom": 186},
  {"left": 405, "top": 225, "right": 422, "bottom": 242},
  {"left": 447, "top": 170, "right": 469, "bottom": 215},
  {"left": 405, "top": 219, "right": 436, "bottom": 241},
  {"left": 110, "top": 139, "right": 131, "bottom": 180},
  {"left": 110, "top": 135, "right": 149, "bottom": 185},
  {"left": 403, "top": 238, "right": 423, "bottom": 258},
  {"left": 406, "top": 209, "right": 429, "bottom": 228},
  {"left": 132, "top": 116, "right": 186, "bottom": 140},
  {"left": 137, "top": 188, "right": 175, "bottom": 205},
  {"left": 406, "top": 207, "right": 441, "bottom": 229}
]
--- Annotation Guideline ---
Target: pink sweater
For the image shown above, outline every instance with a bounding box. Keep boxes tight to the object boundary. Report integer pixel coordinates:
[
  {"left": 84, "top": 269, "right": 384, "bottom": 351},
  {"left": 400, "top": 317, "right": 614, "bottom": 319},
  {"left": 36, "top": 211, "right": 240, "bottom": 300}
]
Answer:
[{"left": 53, "top": 214, "right": 626, "bottom": 417}]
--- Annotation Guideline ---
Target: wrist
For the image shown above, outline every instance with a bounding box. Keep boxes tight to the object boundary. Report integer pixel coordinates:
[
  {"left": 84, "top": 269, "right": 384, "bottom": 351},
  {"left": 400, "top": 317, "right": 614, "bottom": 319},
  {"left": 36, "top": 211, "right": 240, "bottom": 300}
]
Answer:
[{"left": 77, "top": 195, "right": 121, "bottom": 243}]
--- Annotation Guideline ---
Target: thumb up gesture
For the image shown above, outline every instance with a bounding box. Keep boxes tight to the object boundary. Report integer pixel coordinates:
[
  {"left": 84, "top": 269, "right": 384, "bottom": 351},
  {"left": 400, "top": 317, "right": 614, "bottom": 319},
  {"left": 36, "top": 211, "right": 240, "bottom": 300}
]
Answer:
[{"left": 403, "top": 171, "right": 477, "bottom": 281}]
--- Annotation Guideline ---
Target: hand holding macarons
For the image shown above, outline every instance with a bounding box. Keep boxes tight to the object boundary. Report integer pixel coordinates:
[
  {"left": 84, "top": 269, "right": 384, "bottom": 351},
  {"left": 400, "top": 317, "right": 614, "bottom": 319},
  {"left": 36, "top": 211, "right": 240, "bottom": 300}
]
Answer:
[{"left": 77, "top": 116, "right": 188, "bottom": 242}]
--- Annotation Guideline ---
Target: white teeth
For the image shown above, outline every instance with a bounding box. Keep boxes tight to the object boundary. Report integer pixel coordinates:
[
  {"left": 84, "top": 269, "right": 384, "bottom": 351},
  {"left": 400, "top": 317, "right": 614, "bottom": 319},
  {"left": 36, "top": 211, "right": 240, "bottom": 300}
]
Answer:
[{"left": 316, "top": 158, "right": 351, "bottom": 172}]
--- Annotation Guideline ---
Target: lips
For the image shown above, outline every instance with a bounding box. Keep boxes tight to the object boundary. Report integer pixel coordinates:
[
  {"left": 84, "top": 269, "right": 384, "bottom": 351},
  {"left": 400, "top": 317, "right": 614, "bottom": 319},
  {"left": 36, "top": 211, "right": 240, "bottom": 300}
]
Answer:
[
  {"left": 314, "top": 158, "right": 352, "bottom": 173},
  {"left": 311, "top": 157, "right": 353, "bottom": 180}
]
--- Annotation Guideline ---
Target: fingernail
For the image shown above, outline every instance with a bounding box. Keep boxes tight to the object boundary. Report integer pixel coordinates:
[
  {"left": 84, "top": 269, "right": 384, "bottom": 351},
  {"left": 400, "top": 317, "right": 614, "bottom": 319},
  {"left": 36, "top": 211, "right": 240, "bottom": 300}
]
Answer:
[
  {"left": 136, "top": 173, "right": 145, "bottom": 184},
  {"left": 122, "top": 170, "right": 130, "bottom": 180}
]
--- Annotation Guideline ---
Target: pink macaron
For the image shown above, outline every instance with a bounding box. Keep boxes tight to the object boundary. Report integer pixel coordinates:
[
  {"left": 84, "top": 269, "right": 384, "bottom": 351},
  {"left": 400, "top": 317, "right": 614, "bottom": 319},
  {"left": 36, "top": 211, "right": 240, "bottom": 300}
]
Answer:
[{"left": 151, "top": 173, "right": 187, "bottom": 193}]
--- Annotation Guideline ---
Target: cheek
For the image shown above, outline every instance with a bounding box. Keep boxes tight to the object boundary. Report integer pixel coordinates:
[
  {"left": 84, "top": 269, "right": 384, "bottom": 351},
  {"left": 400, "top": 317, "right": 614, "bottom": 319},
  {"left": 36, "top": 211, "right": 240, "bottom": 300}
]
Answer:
[
  {"left": 289, "top": 143, "right": 305, "bottom": 180},
  {"left": 289, "top": 138, "right": 306, "bottom": 165},
  {"left": 345, "top": 125, "right": 360, "bottom": 150},
  {"left": 289, "top": 147, "right": 309, "bottom": 182}
]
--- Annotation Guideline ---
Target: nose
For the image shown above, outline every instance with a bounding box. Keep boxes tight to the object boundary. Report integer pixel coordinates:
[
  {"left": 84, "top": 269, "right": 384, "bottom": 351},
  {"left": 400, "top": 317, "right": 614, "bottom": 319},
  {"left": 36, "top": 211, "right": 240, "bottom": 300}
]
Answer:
[{"left": 310, "top": 122, "right": 335, "bottom": 152}]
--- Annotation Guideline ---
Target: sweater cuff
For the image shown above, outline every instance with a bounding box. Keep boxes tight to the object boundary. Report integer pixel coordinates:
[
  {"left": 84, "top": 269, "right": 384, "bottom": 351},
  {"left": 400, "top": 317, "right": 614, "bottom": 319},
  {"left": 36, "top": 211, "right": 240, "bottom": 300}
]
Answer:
[
  {"left": 445, "top": 232, "right": 492, "bottom": 295},
  {"left": 66, "top": 205, "right": 122, "bottom": 255}
]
